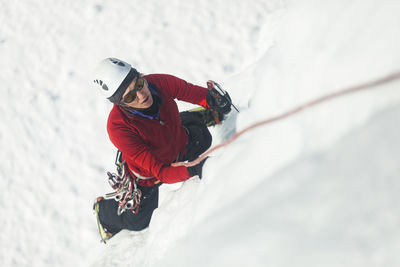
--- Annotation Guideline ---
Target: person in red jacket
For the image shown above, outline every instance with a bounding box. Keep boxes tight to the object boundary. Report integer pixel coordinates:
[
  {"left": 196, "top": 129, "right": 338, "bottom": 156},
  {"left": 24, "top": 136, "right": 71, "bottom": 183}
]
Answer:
[{"left": 92, "top": 58, "right": 231, "bottom": 241}]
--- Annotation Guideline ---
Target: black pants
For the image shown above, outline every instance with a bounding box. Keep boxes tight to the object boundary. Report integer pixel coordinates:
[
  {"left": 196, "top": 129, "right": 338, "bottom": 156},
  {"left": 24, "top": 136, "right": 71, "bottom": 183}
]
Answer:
[
  {"left": 180, "top": 110, "right": 212, "bottom": 161},
  {"left": 98, "top": 111, "right": 212, "bottom": 234},
  {"left": 98, "top": 184, "right": 160, "bottom": 233}
]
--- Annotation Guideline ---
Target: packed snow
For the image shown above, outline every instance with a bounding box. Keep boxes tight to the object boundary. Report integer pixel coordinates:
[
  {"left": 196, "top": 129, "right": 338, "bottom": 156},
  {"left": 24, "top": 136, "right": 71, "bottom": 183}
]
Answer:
[{"left": 1, "top": 0, "right": 400, "bottom": 266}]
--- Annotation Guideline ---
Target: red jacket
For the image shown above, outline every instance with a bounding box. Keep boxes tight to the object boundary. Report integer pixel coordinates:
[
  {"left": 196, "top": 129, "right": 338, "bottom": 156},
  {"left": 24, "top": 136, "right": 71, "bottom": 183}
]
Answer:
[{"left": 107, "top": 74, "right": 209, "bottom": 186}]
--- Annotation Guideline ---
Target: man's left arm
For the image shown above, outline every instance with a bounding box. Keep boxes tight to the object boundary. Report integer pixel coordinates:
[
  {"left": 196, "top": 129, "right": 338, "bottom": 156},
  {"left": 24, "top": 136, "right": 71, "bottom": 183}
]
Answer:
[{"left": 145, "top": 74, "right": 209, "bottom": 107}]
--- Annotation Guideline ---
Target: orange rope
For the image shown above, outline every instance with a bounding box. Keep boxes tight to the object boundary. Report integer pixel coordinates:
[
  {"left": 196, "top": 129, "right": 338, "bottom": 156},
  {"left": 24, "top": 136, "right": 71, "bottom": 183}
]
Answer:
[{"left": 172, "top": 71, "right": 400, "bottom": 168}]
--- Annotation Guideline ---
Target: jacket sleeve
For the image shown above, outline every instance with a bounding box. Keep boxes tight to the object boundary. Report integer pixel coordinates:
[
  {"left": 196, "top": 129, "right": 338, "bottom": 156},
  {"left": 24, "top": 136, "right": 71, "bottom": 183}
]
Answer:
[
  {"left": 145, "top": 74, "right": 210, "bottom": 108},
  {"left": 109, "top": 123, "right": 192, "bottom": 184}
]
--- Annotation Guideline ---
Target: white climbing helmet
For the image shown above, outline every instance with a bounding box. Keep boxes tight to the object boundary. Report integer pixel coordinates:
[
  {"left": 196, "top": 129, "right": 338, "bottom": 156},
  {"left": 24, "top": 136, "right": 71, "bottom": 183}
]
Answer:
[{"left": 93, "top": 58, "right": 139, "bottom": 104}]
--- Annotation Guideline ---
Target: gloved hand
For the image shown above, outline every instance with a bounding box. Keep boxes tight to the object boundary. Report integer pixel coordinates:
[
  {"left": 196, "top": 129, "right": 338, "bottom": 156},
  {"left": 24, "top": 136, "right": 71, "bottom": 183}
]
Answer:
[
  {"left": 206, "top": 89, "right": 232, "bottom": 115},
  {"left": 187, "top": 157, "right": 209, "bottom": 179}
]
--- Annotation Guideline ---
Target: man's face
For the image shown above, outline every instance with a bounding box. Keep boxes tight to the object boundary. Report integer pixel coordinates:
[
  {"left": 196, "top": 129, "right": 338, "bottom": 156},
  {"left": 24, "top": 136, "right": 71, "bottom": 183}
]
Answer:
[{"left": 121, "top": 77, "right": 153, "bottom": 109}]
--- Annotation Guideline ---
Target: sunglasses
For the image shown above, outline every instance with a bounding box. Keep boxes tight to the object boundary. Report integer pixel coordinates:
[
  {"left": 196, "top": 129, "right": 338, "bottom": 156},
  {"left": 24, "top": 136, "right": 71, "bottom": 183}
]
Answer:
[{"left": 122, "top": 77, "right": 145, "bottom": 103}]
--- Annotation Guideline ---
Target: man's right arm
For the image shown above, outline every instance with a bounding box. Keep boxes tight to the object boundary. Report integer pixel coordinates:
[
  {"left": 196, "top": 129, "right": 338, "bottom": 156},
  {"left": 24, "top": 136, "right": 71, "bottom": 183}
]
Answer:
[{"left": 108, "top": 123, "right": 194, "bottom": 184}]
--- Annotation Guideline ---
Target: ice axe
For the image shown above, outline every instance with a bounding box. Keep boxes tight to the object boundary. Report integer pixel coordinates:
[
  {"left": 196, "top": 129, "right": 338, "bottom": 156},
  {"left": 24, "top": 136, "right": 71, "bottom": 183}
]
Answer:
[{"left": 207, "top": 80, "right": 240, "bottom": 113}]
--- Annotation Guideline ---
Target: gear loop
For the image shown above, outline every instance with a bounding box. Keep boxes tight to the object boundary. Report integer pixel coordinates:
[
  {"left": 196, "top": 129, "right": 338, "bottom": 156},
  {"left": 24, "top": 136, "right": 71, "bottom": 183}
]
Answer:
[{"left": 104, "top": 160, "right": 142, "bottom": 215}]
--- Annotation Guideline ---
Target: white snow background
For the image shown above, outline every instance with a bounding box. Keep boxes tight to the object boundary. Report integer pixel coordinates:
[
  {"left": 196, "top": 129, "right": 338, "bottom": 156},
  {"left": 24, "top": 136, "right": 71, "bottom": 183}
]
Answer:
[{"left": 1, "top": 0, "right": 400, "bottom": 266}]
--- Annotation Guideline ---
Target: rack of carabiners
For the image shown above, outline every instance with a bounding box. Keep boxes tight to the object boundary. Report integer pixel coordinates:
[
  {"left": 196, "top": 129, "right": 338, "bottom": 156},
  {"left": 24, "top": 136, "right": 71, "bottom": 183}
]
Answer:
[{"left": 104, "top": 159, "right": 142, "bottom": 215}]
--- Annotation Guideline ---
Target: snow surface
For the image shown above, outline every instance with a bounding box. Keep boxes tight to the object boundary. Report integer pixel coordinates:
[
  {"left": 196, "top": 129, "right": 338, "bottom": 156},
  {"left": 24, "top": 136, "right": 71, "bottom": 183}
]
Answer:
[{"left": 1, "top": 0, "right": 400, "bottom": 266}]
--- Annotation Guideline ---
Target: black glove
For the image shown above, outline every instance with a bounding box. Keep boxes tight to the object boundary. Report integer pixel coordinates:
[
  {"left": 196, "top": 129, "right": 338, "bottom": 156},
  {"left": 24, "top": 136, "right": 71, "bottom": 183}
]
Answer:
[
  {"left": 206, "top": 89, "right": 232, "bottom": 115},
  {"left": 187, "top": 157, "right": 209, "bottom": 179}
]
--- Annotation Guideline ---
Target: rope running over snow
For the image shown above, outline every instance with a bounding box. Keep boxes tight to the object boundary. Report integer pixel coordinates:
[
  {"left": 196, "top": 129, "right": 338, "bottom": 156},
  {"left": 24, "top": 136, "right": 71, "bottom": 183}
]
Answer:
[{"left": 172, "top": 71, "right": 400, "bottom": 168}]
